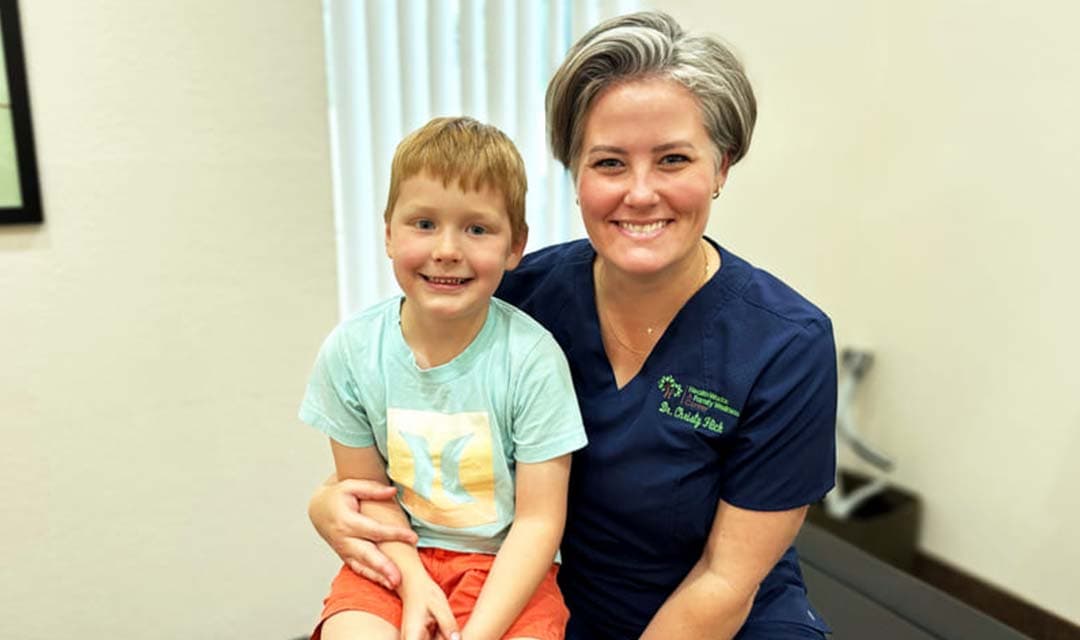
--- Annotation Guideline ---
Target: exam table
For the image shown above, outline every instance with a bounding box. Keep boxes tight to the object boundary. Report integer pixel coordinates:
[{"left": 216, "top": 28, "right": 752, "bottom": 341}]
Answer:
[{"left": 797, "top": 522, "right": 1029, "bottom": 639}]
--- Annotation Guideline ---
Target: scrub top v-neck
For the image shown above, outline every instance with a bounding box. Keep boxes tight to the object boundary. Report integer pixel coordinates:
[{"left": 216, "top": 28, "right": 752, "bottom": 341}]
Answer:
[
  {"left": 496, "top": 238, "right": 836, "bottom": 639},
  {"left": 579, "top": 244, "right": 714, "bottom": 393}
]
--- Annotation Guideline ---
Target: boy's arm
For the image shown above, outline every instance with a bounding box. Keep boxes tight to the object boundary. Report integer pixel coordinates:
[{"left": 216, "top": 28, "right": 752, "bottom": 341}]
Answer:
[
  {"left": 461, "top": 454, "right": 572, "bottom": 640},
  {"left": 329, "top": 440, "right": 459, "bottom": 640}
]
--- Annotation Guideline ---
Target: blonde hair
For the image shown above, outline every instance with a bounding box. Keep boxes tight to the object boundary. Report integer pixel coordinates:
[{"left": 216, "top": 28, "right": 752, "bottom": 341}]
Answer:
[{"left": 384, "top": 117, "right": 528, "bottom": 245}]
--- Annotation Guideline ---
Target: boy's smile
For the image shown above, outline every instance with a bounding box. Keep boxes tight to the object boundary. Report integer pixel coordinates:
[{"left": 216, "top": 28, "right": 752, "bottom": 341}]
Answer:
[
  {"left": 386, "top": 172, "right": 524, "bottom": 343},
  {"left": 420, "top": 274, "right": 473, "bottom": 288}
]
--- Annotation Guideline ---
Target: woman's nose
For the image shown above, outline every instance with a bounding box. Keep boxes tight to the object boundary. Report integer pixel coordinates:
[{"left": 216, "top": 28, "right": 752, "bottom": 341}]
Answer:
[{"left": 623, "top": 170, "right": 661, "bottom": 207}]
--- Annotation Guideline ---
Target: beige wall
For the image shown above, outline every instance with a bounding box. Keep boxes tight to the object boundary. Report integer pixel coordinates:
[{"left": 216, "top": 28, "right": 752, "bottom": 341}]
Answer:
[
  {"left": 659, "top": 0, "right": 1080, "bottom": 624},
  {"left": 0, "top": 2, "right": 340, "bottom": 637}
]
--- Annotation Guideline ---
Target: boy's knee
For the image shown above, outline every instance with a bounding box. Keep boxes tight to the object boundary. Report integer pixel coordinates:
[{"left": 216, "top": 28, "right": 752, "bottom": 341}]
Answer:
[{"left": 319, "top": 610, "right": 397, "bottom": 640}]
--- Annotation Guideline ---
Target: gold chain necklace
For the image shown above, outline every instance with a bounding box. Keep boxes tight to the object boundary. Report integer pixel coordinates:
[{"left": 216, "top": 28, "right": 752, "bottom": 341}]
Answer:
[{"left": 600, "top": 242, "right": 710, "bottom": 357}]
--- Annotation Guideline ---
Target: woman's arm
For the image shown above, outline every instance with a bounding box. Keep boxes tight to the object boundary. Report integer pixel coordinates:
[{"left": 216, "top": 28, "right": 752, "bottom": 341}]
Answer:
[
  {"left": 329, "top": 441, "right": 459, "bottom": 640},
  {"left": 640, "top": 500, "right": 808, "bottom": 640},
  {"left": 308, "top": 471, "right": 418, "bottom": 589},
  {"left": 461, "top": 454, "right": 572, "bottom": 640}
]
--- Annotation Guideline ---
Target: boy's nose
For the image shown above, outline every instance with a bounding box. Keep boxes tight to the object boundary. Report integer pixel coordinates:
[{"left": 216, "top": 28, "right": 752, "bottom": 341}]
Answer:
[{"left": 432, "top": 231, "right": 462, "bottom": 262}]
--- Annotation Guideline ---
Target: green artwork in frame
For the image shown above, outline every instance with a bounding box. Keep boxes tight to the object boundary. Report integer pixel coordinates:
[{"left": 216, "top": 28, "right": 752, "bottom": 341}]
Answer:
[{"left": 0, "top": 0, "right": 42, "bottom": 224}]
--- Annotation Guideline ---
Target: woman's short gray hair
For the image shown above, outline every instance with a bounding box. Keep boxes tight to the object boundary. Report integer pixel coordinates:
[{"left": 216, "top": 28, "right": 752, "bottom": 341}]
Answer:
[{"left": 546, "top": 11, "right": 756, "bottom": 176}]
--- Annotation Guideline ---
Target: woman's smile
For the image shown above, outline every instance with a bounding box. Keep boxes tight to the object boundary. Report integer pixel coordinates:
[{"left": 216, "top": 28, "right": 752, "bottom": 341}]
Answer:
[{"left": 613, "top": 219, "right": 671, "bottom": 238}]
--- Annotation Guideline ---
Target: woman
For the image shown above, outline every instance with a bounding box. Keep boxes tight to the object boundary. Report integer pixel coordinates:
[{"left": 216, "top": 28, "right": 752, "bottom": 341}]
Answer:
[{"left": 309, "top": 11, "right": 836, "bottom": 639}]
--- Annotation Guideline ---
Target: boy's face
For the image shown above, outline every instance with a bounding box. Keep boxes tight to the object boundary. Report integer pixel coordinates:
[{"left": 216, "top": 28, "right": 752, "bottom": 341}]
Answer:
[{"left": 386, "top": 172, "right": 525, "bottom": 327}]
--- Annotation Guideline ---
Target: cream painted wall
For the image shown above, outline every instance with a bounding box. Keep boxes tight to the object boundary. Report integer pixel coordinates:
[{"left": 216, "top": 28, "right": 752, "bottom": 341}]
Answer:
[
  {"left": 0, "top": 2, "right": 340, "bottom": 638},
  {"left": 658, "top": 0, "right": 1080, "bottom": 624}
]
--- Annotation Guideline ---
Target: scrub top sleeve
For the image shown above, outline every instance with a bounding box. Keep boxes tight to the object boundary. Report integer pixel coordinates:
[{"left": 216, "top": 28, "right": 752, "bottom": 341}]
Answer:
[
  {"left": 511, "top": 336, "right": 589, "bottom": 463},
  {"left": 298, "top": 327, "right": 376, "bottom": 448},
  {"left": 720, "top": 319, "right": 837, "bottom": 511}
]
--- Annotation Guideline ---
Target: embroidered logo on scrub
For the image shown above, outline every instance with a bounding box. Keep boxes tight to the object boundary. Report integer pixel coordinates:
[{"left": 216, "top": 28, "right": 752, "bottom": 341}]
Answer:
[
  {"left": 386, "top": 408, "right": 497, "bottom": 528},
  {"left": 657, "top": 374, "right": 740, "bottom": 434}
]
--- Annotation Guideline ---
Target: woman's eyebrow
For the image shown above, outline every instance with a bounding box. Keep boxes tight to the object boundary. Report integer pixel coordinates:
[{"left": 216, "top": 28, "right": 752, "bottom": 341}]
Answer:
[
  {"left": 585, "top": 141, "right": 697, "bottom": 154},
  {"left": 653, "top": 141, "right": 695, "bottom": 152},
  {"left": 584, "top": 144, "right": 625, "bottom": 154}
]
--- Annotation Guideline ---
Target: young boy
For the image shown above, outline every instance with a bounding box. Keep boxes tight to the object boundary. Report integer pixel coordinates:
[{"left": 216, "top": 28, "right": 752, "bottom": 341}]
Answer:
[{"left": 300, "top": 117, "right": 587, "bottom": 640}]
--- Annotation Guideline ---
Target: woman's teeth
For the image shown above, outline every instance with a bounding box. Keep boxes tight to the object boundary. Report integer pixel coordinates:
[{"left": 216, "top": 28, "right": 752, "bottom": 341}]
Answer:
[{"left": 619, "top": 221, "right": 667, "bottom": 234}]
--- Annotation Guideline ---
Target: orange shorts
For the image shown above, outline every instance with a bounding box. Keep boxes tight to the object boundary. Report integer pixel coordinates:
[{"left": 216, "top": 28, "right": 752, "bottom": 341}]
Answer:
[{"left": 313, "top": 547, "right": 569, "bottom": 640}]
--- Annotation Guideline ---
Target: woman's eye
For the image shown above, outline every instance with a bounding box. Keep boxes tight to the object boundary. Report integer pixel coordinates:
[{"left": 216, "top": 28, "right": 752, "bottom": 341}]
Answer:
[
  {"left": 660, "top": 154, "right": 690, "bottom": 165},
  {"left": 466, "top": 224, "right": 487, "bottom": 236},
  {"left": 592, "top": 157, "right": 623, "bottom": 170},
  {"left": 414, "top": 219, "right": 435, "bottom": 230}
]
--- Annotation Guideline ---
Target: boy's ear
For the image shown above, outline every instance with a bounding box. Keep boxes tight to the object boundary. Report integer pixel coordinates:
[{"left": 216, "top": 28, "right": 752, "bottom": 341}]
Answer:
[
  {"left": 384, "top": 222, "right": 393, "bottom": 259},
  {"left": 505, "top": 229, "right": 528, "bottom": 271}
]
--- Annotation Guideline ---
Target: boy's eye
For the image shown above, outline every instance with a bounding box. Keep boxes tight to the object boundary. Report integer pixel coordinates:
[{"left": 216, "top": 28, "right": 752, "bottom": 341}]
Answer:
[
  {"left": 414, "top": 219, "right": 435, "bottom": 230},
  {"left": 466, "top": 224, "right": 487, "bottom": 236},
  {"left": 659, "top": 153, "right": 690, "bottom": 166}
]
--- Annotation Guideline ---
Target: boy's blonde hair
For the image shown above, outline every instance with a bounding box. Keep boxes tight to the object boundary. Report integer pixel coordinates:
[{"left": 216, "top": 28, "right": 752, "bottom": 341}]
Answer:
[{"left": 384, "top": 117, "right": 528, "bottom": 246}]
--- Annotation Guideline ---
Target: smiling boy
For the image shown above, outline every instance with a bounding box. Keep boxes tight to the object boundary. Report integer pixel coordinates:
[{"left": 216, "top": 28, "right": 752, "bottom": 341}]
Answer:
[{"left": 300, "top": 117, "right": 587, "bottom": 640}]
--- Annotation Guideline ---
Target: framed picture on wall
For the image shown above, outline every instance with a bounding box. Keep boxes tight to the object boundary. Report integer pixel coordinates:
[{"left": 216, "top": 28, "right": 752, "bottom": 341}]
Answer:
[{"left": 0, "top": 0, "right": 41, "bottom": 225}]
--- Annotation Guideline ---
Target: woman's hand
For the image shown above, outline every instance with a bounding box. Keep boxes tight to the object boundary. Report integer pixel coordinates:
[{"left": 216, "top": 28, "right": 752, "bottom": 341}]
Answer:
[
  {"left": 308, "top": 475, "right": 418, "bottom": 589},
  {"left": 399, "top": 575, "right": 461, "bottom": 640}
]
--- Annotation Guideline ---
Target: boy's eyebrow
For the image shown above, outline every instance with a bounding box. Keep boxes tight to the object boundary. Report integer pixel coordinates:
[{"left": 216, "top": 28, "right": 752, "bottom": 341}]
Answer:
[{"left": 398, "top": 204, "right": 507, "bottom": 221}]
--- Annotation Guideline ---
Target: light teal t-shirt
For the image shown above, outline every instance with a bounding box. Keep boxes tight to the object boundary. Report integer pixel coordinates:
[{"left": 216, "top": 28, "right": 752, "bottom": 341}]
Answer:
[{"left": 300, "top": 296, "right": 587, "bottom": 555}]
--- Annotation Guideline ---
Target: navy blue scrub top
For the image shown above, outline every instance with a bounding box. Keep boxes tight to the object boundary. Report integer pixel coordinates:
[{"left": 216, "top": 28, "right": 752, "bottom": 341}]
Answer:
[{"left": 495, "top": 238, "right": 837, "bottom": 639}]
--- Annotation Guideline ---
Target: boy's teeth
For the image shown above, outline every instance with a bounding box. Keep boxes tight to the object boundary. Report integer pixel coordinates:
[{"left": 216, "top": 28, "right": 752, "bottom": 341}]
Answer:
[
  {"left": 619, "top": 221, "right": 666, "bottom": 234},
  {"left": 427, "top": 276, "right": 466, "bottom": 284}
]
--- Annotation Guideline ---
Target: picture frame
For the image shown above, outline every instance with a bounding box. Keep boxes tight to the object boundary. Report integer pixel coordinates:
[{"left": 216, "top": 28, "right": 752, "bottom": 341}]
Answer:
[{"left": 0, "top": 0, "right": 42, "bottom": 225}]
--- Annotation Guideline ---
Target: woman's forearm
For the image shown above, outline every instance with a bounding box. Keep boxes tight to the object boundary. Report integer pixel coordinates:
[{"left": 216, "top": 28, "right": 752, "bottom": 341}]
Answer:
[
  {"left": 642, "top": 502, "right": 807, "bottom": 639},
  {"left": 640, "top": 559, "right": 755, "bottom": 640}
]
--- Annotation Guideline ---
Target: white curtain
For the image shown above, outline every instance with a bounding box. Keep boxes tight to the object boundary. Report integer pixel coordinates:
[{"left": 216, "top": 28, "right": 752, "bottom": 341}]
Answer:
[{"left": 322, "top": 0, "right": 640, "bottom": 318}]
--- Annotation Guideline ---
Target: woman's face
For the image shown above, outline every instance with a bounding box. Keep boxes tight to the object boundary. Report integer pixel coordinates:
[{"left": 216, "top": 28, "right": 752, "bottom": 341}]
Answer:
[{"left": 575, "top": 77, "right": 727, "bottom": 279}]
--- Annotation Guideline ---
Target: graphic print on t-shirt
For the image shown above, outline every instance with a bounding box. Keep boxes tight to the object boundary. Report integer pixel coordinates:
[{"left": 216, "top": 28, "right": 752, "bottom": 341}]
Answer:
[{"left": 386, "top": 407, "right": 497, "bottom": 528}]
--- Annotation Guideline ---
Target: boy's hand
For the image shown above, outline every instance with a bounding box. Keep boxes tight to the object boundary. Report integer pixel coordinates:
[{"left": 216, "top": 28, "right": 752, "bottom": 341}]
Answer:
[
  {"left": 308, "top": 476, "right": 418, "bottom": 588},
  {"left": 399, "top": 576, "right": 460, "bottom": 640}
]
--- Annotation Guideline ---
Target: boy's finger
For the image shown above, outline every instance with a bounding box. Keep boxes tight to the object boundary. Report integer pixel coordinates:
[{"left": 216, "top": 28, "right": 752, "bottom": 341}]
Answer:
[
  {"left": 400, "top": 610, "right": 423, "bottom": 640},
  {"left": 430, "top": 598, "right": 460, "bottom": 640},
  {"left": 403, "top": 610, "right": 437, "bottom": 640}
]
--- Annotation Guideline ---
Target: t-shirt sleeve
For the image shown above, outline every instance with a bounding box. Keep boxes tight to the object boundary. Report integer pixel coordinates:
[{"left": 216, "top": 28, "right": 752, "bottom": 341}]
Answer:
[
  {"left": 720, "top": 319, "right": 837, "bottom": 510},
  {"left": 298, "top": 326, "right": 375, "bottom": 448},
  {"left": 511, "top": 335, "right": 588, "bottom": 463}
]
